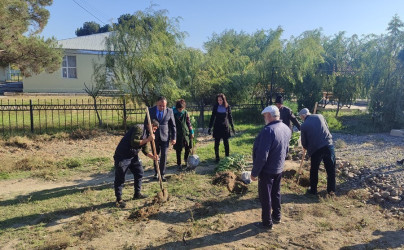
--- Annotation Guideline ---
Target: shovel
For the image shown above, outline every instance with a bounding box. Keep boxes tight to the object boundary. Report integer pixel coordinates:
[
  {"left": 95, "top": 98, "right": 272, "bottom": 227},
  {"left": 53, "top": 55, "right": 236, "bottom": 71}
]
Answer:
[{"left": 145, "top": 107, "right": 168, "bottom": 203}]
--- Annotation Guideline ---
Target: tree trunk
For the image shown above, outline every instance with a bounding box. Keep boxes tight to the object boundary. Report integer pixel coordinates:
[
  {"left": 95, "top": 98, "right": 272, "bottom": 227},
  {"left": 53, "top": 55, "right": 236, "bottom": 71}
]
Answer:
[
  {"left": 93, "top": 100, "right": 103, "bottom": 127},
  {"left": 335, "top": 98, "right": 341, "bottom": 117}
]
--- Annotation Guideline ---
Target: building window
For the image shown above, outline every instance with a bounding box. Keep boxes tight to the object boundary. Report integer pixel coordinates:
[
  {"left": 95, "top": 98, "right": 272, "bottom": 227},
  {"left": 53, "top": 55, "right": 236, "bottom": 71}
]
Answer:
[{"left": 62, "top": 55, "right": 77, "bottom": 78}]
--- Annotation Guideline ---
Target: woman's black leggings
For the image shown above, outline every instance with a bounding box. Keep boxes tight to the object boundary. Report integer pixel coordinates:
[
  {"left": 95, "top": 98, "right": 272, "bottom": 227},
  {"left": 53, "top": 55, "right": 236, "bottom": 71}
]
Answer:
[{"left": 214, "top": 137, "right": 229, "bottom": 160}]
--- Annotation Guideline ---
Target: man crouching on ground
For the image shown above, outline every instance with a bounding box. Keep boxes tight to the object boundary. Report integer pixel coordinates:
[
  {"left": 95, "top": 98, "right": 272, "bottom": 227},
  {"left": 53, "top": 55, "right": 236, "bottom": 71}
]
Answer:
[
  {"left": 114, "top": 120, "right": 159, "bottom": 208},
  {"left": 251, "top": 106, "right": 291, "bottom": 230}
]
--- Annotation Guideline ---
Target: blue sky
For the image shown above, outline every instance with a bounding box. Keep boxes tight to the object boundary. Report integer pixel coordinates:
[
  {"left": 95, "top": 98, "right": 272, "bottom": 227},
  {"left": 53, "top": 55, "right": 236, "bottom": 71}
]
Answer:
[{"left": 40, "top": 0, "right": 404, "bottom": 49}]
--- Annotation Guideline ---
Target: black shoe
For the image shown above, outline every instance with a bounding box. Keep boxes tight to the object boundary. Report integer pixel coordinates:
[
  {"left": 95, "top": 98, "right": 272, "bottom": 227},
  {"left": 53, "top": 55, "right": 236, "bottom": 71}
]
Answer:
[
  {"left": 272, "top": 218, "right": 281, "bottom": 224},
  {"left": 254, "top": 222, "right": 272, "bottom": 230},
  {"left": 153, "top": 174, "right": 158, "bottom": 180},
  {"left": 133, "top": 193, "right": 148, "bottom": 200},
  {"left": 161, "top": 175, "right": 167, "bottom": 182},
  {"left": 215, "top": 158, "right": 220, "bottom": 163},
  {"left": 116, "top": 199, "right": 126, "bottom": 208},
  {"left": 306, "top": 189, "right": 317, "bottom": 195}
]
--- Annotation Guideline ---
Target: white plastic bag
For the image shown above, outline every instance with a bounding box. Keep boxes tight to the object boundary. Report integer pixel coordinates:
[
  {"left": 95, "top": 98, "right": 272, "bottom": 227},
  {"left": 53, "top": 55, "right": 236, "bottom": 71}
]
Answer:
[{"left": 241, "top": 171, "right": 251, "bottom": 184}]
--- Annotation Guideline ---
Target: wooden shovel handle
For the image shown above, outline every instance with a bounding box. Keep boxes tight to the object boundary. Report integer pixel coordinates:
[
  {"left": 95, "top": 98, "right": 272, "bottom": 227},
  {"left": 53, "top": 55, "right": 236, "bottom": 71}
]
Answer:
[
  {"left": 296, "top": 148, "right": 306, "bottom": 183},
  {"left": 145, "top": 107, "right": 164, "bottom": 191}
]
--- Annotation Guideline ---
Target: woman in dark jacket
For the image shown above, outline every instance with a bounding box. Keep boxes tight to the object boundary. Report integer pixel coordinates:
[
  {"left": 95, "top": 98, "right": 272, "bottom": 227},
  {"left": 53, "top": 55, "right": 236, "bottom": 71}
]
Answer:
[
  {"left": 208, "top": 93, "right": 235, "bottom": 163},
  {"left": 173, "top": 99, "right": 194, "bottom": 169}
]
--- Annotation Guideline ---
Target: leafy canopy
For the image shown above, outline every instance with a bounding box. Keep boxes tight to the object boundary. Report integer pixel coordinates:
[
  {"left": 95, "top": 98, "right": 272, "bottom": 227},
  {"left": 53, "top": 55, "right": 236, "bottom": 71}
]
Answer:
[{"left": 0, "top": 0, "right": 62, "bottom": 76}]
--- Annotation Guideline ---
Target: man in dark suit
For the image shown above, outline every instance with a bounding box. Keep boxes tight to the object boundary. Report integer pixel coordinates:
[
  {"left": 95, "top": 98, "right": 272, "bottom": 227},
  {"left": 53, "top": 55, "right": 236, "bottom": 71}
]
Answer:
[
  {"left": 275, "top": 95, "right": 301, "bottom": 132},
  {"left": 145, "top": 96, "right": 176, "bottom": 181}
]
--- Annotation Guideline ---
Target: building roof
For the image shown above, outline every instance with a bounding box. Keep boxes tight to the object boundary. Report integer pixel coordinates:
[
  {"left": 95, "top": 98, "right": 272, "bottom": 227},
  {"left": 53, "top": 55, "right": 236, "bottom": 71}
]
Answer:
[{"left": 58, "top": 32, "right": 111, "bottom": 51}]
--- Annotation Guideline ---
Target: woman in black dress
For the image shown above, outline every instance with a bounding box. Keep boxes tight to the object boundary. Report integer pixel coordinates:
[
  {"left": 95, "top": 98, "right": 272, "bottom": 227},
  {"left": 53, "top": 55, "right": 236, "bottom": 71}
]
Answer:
[{"left": 208, "top": 93, "right": 235, "bottom": 163}]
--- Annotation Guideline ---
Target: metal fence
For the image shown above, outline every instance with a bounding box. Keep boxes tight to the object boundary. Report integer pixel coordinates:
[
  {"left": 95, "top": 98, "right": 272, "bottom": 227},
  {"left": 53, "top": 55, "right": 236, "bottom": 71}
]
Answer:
[{"left": 0, "top": 99, "right": 262, "bottom": 136}]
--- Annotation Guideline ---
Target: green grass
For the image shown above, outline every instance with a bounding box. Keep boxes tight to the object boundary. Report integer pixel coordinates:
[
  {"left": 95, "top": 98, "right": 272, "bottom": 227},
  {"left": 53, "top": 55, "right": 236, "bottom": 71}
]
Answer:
[
  {"left": 1, "top": 120, "right": 404, "bottom": 249},
  {"left": 321, "top": 110, "right": 388, "bottom": 134},
  {"left": 190, "top": 123, "right": 261, "bottom": 165}
]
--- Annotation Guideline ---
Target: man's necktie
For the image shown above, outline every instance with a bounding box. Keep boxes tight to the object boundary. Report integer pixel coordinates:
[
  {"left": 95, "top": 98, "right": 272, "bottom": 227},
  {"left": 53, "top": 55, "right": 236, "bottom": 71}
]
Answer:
[{"left": 158, "top": 111, "right": 162, "bottom": 121}]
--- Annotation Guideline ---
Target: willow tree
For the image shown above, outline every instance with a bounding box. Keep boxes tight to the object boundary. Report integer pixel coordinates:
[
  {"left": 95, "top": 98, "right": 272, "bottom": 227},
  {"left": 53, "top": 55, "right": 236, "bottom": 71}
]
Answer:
[
  {"left": 322, "top": 33, "right": 363, "bottom": 116},
  {"left": 250, "top": 27, "right": 288, "bottom": 107},
  {"left": 93, "top": 8, "right": 185, "bottom": 106},
  {"left": 364, "top": 15, "right": 404, "bottom": 127},
  {"left": 203, "top": 29, "right": 254, "bottom": 104},
  {"left": 285, "top": 29, "right": 325, "bottom": 110},
  {"left": 0, "top": 0, "right": 62, "bottom": 76}
]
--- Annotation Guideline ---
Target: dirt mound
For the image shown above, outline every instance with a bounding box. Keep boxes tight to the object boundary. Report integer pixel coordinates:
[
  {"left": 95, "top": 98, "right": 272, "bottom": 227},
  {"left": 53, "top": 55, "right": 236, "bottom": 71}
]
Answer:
[
  {"left": 228, "top": 180, "right": 248, "bottom": 194},
  {"left": 213, "top": 171, "right": 248, "bottom": 194},
  {"left": 283, "top": 169, "right": 297, "bottom": 179},
  {"left": 128, "top": 189, "right": 170, "bottom": 221},
  {"left": 298, "top": 176, "right": 311, "bottom": 187},
  {"left": 154, "top": 188, "right": 169, "bottom": 204},
  {"left": 129, "top": 204, "right": 160, "bottom": 221},
  {"left": 213, "top": 171, "right": 237, "bottom": 185}
]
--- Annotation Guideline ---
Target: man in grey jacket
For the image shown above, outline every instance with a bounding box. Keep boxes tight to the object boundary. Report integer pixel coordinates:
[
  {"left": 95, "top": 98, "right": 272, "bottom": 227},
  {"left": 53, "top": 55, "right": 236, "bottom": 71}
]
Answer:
[
  {"left": 299, "top": 108, "right": 336, "bottom": 195},
  {"left": 144, "top": 96, "right": 176, "bottom": 181},
  {"left": 251, "top": 105, "right": 291, "bottom": 230}
]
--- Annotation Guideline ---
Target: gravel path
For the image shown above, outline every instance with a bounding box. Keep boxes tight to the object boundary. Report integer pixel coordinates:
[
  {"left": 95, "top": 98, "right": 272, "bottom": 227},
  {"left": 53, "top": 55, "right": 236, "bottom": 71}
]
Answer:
[{"left": 333, "top": 133, "right": 404, "bottom": 215}]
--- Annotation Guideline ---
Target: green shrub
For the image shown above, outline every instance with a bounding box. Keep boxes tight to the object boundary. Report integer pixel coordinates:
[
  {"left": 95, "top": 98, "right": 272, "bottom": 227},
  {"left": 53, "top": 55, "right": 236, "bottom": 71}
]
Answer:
[
  {"left": 322, "top": 111, "right": 344, "bottom": 131},
  {"left": 231, "top": 107, "right": 262, "bottom": 125},
  {"left": 58, "top": 158, "right": 82, "bottom": 169},
  {"left": 215, "top": 153, "right": 246, "bottom": 173},
  {"left": 290, "top": 132, "right": 300, "bottom": 147}
]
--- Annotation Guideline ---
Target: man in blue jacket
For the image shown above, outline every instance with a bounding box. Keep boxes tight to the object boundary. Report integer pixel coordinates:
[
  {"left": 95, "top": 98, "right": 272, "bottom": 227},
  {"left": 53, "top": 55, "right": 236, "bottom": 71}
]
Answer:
[{"left": 251, "top": 105, "right": 292, "bottom": 230}]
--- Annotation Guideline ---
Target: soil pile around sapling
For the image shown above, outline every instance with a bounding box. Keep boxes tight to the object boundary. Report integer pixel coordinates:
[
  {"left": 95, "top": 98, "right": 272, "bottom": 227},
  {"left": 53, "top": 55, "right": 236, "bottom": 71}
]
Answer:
[{"left": 213, "top": 171, "right": 248, "bottom": 194}]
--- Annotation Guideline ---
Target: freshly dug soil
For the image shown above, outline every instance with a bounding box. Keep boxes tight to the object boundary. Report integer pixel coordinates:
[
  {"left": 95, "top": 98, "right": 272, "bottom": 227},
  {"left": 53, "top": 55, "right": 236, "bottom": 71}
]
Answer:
[
  {"left": 283, "top": 169, "right": 297, "bottom": 179},
  {"left": 213, "top": 171, "right": 248, "bottom": 194},
  {"left": 129, "top": 204, "right": 160, "bottom": 221},
  {"left": 298, "top": 176, "right": 311, "bottom": 187},
  {"left": 154, "top": 188, "right": 169, "bottom": 204},
  {"left": 128, "top": 189, "right": 170, "bottom": 221}
]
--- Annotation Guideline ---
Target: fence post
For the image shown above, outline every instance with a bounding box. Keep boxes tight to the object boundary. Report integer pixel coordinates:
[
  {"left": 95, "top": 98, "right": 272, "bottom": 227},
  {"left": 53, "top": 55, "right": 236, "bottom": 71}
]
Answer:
[
  {"left": 123, "top": 99, "right": 127, "bottom": 131},
  {"left": 199, "top": 101, "right": 205, "bottom": 128},
  {"left": 29, "top": 99, "right": 34, "bottom": 133}
]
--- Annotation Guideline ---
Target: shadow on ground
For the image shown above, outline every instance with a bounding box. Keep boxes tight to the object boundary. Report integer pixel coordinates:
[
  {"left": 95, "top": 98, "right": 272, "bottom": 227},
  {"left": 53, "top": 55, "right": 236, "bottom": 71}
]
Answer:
[{"left": 340, "top": 229, "right": 404, "bottom": 249}]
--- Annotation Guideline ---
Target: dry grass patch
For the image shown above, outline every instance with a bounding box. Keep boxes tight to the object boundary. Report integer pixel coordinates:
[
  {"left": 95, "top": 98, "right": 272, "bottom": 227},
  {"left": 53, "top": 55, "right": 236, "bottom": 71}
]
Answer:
[
  {"left": 342, "top": 217, "right": 370, "bottom": 232},
  {"left": 33, "top": 132, "right": 70, "bottom": 141},
  {"left": 316, "top": 219, "right": 335, "bottom": 231},
  {"left": 335, "top": 139, "right": 347, "bottom": 149},
  {"left": 72, "top": 211, "right": 115, "bottom": 241},
  {"left": 311, "top": 203, "right": 331, "bottom": 217},
  {"left": 347, "top": 189, "right": 370, "bottom": 201},
  {"left": 286, "top": 205, "right": 306, "bottom": 221},
  {"left": 4, "top": 136, "right": 32, "bottom": 149},
  {"left": 70, "top": 128, "right": 102, "bottom": 140},
  {"left": 41, "top": 230, "right": 73, "bottom": 250},
  {"left": 15, "top": 156, "right": 55, "bottom": 171}
]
